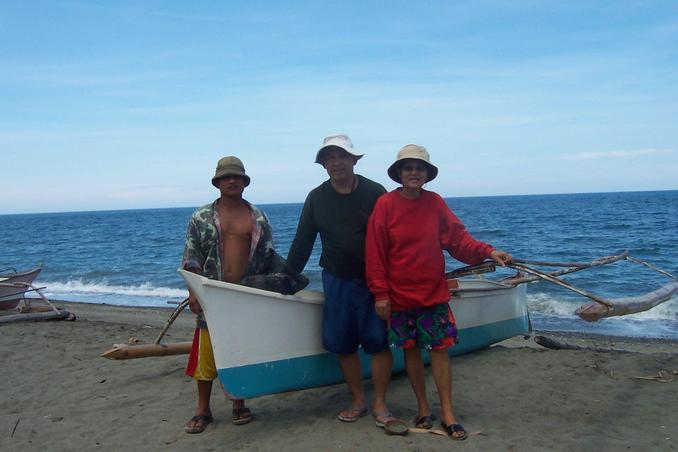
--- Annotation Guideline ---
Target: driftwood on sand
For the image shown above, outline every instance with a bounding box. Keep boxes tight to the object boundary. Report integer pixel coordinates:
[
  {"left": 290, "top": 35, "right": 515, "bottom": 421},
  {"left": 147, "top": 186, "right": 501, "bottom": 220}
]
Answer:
[
  {"left": 0, "top": 309, "right": 74, "bottom": 324},
  {"left": 533, "top": 335, "right": 618, "bottom": 353}
]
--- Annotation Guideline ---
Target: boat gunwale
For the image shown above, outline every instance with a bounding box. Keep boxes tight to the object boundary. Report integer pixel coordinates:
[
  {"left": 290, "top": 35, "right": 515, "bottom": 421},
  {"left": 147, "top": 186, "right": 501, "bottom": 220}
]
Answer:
[
  {"left": 0, "top": 266, "right": 42, "bottom": 280},
  {"left": 181, "top": 269, "right": 523, "bottom": 306}
]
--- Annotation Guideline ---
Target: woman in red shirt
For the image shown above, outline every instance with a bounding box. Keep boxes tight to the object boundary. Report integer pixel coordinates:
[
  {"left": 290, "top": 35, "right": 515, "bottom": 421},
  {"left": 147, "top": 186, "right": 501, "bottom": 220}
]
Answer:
[{"left": 365, "top": 144, "right": 512, "bottom": 440}]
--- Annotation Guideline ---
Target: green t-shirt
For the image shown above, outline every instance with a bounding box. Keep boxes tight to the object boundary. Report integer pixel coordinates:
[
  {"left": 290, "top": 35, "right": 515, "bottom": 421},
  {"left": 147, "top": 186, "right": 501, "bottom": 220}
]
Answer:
[{"left": 287, "top": 175, "right": 386, "bottom": 279}]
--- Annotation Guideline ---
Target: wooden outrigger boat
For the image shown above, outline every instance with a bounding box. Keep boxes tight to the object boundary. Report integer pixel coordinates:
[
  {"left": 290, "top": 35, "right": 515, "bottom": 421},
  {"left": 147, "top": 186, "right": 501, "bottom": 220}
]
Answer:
[
  {"left": 103, "top": 250, "right": 676, "bottom": 399},
  {"left": 179, "top": 268, "right": 530, "bottom": 399},
  {"left": 177, "top": 250, "right": 678, "bottom": 399},
  {"left": 0, "top": 265, "right": 75, "bottom": 324},
  {"left": 0, "top": 266, "right": 43, "bottom": 310}
]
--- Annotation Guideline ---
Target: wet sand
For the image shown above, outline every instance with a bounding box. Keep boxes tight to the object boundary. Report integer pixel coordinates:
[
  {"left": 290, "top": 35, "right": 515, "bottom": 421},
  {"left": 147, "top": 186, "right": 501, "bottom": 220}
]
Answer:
[{"left": 1, "top": 301, "right": 677, "bottom": 451}]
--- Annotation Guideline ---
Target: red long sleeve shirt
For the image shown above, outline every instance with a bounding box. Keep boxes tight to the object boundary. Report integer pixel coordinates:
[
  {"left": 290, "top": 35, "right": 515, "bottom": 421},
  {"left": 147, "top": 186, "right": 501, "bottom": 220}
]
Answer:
[{"left": 366, "top": 190, "right": 494, "bottom": 311}]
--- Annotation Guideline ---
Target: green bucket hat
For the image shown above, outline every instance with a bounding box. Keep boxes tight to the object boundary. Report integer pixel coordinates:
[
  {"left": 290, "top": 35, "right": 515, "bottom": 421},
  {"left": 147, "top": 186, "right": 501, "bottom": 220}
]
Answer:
[{"left": 211, "top": 156, "right": 251, "bottom": 187}]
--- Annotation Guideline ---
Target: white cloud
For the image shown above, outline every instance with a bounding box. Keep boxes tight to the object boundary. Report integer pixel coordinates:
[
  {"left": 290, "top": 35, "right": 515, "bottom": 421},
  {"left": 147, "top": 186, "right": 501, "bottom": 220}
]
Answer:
[{"left": 562, "top": 149, "right": 673, "bottom": 161}]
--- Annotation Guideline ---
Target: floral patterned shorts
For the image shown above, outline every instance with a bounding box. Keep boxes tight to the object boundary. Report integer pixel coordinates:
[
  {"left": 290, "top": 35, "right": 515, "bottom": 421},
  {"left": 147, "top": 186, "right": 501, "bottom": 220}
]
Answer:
[{"left": 388, "top": 303, "right": 457, "bottom": 350}]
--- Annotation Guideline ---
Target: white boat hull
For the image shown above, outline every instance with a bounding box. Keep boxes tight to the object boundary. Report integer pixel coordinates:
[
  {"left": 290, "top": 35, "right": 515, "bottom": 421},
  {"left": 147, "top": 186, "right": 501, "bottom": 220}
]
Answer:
[
  {"left": 0, "top": 266, "right": 42, "bottom": 310},
  {"left": 180, "top": 269, "right": 529, "bottom": 399}
]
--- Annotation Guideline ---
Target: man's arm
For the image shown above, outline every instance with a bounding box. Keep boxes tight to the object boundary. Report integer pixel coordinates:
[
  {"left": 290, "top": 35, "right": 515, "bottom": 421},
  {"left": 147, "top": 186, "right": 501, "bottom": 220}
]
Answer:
[
  {"left": 365, "top": 199, "right": 391, "bottom": 321},
  {"left": 182, "top": 215, "right": 205, "bottom": 313},
  {"left": 286, "top": 194, "right": 318, "bottom": 273}
]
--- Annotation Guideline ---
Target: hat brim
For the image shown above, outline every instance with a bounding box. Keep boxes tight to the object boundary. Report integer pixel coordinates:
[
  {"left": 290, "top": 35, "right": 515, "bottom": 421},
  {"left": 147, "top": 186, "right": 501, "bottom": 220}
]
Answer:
[
  {"left": 315, "top": 145, "right": 364, "bottom": 164},
  {"left": 387, "top": 159, "right": 438, "bottom": 184},
  {"left": 212, "top": 174, "right": 251, "bottom": 188}
]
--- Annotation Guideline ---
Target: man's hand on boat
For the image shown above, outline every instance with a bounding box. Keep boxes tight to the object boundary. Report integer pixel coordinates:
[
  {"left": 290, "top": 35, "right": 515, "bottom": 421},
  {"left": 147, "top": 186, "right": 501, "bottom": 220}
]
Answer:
[
  {"left": 375, "top": 298, "right": 391, "bottom": 321},
  {"left": 490, "top": 250, "right": 513, "bottom": 267},
  {"left": 184, "top": 267, "right": 203, "bottom": 314},
  {"left": 188, "top": 293, "right": 202, "bottom": 314}
]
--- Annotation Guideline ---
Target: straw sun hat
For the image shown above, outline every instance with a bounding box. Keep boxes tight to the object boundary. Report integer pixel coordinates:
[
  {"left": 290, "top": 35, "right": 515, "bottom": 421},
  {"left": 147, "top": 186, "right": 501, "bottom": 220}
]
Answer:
[{"left": 387, "top": 144, "right": 438, "bottom": 183}]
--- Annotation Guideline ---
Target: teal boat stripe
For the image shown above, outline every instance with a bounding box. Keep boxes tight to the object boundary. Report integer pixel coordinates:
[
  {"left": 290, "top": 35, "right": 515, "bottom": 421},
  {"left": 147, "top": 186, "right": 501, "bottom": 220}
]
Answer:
[{"left": 218, "top": 316, "right": 530, "bottom": 399}]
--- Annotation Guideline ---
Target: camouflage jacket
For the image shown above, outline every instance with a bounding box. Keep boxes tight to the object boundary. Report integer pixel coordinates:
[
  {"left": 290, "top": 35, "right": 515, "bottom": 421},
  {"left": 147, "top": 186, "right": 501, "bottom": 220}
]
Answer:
[{"left": 182, "top": 198, "right": 274, "bottom": 327}]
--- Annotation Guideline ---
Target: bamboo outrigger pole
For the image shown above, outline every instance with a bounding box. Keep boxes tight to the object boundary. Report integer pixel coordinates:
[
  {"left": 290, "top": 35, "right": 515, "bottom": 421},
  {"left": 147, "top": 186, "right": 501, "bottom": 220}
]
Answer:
[
  {"left": 101, "top": 341, "right": 192, "bottom": 360},
  {"left": 576, "top": 274, "right": 678, "bottom": 322},
  {"left": 101, "top": 298, "right": 191, "bottom": 360}
]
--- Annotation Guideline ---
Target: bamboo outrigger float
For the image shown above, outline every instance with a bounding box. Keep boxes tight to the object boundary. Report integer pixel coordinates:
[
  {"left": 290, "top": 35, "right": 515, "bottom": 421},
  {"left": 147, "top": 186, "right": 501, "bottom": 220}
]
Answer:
[{"left": 500, "top": 251, "right": 678, "bottom": 322}]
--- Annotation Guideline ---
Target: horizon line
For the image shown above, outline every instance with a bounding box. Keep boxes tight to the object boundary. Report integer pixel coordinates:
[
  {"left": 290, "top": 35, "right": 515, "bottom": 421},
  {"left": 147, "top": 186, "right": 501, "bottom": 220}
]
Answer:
[{"left": 2, "top": 188, "right": 677, "bottom": 217}]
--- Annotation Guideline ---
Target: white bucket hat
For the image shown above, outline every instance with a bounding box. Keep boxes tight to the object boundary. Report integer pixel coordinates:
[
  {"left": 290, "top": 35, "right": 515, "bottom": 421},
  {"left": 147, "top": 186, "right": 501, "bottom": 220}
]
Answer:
[
  {"left": 387, "top": 144, "right": 439, "bottom": 183},
  {"left": 315, "top": 134, "right": 364, "bottom": 164}
]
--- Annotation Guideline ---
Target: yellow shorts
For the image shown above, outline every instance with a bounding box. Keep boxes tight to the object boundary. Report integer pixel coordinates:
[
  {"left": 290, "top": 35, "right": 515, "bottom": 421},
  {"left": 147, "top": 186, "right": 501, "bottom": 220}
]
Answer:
[{"left": 185, "top": 328, "right": 216, "bottom": 381}]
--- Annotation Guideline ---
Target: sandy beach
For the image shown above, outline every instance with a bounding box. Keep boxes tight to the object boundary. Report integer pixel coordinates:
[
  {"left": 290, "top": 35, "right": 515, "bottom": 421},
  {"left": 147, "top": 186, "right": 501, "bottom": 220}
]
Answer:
[{"left": 1, "top": 301, "right": 676, "bottom": 452}]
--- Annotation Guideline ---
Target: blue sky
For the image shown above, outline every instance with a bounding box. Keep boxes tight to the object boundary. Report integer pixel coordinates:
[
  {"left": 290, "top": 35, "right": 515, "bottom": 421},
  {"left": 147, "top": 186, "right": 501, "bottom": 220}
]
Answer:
[{"left": 2, "top": 1, "right": 677, "bottom": 214}]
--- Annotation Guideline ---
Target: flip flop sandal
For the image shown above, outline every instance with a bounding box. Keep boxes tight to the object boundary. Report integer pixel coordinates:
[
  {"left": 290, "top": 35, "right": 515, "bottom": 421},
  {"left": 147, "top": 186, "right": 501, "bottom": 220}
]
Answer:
[
  {"left": 384, "top": 419, "right": 409, "bottom": 436},
  {"left": 185, "top": 414, "right": 213, "bottom": 434},
  {"left": 373, "top": 411, "right": 394, "bottom": 428},
  {"left": 337, "top": 406, "right": 369, "bottom": 422},
  {"left": 413, "top": 414, "right": 434, "bottom": 429},
  {"left": 441, "top": 422, "right": 467, "bottom": 441},
  {"left": 232, "top": 407, "right": 253, "bottom": 425}
]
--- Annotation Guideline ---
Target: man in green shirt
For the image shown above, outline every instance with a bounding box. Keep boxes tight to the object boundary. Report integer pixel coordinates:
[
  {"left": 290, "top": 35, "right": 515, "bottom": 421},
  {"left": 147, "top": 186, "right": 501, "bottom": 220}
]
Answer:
[{"left": 287, "top": 135, "right": 394, "bottom": 427}]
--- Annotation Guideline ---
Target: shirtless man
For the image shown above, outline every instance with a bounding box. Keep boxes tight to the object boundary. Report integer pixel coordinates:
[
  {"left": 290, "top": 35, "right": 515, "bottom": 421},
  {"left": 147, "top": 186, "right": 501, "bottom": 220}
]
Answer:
[{"left": 182, "top": 156, "right": 274, "bottom": 434}]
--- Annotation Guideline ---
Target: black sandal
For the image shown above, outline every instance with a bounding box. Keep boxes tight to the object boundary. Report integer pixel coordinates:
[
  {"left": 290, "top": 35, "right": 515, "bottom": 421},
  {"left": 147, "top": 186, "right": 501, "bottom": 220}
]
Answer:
[
  {"left": 441, "top": 422, "right": 467, "bottom": 441},
  {"left": 232, "top": 407, "right": 253, "bottom": 425},
  {"left": 413, "top": 414, "right": 434, "bottom": 429}
]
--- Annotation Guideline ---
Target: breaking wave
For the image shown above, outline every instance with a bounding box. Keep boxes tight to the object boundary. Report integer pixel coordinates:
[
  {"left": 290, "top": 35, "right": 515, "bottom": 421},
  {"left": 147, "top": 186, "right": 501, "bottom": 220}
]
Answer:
[{"left": 42, "top": 279, "right": 187, "bottom": 307}]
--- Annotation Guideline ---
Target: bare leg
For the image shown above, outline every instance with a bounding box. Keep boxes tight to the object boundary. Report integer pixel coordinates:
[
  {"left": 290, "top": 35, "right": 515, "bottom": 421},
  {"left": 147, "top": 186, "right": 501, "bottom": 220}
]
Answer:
[
  {"left": 186, "top": 379, "right": 213, "bottom": 431},
  {"left": 231, "top": 398, "right": 253, "bottom": 425},
  {"left": 338, "top": 352, "right": 367, "bottom": 410},
  {"left": 195, "top": 379, "right": 213, "bottom": 417},
  {"left": 429, "top": 349, "right": 457, "bottom": 426},
  {"left": 370, "top": 348, "right": 393, "bottom": 415},
  {"left": 404, "top": 347, "right": 431, "bottom": 417}
]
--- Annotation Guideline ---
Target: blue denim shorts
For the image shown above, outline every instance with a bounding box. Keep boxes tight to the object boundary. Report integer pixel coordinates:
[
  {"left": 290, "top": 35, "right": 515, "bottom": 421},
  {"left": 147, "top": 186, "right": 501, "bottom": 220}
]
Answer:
[{"left": 321, "top": 270, "right": 389, "bottom": 355}]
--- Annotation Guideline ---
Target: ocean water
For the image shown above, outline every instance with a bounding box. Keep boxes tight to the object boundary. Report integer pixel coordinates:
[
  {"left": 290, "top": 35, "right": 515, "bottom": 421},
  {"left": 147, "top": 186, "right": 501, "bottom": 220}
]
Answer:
[{"left": 1, "top": 190, "right": 677, "bottom": 340}]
